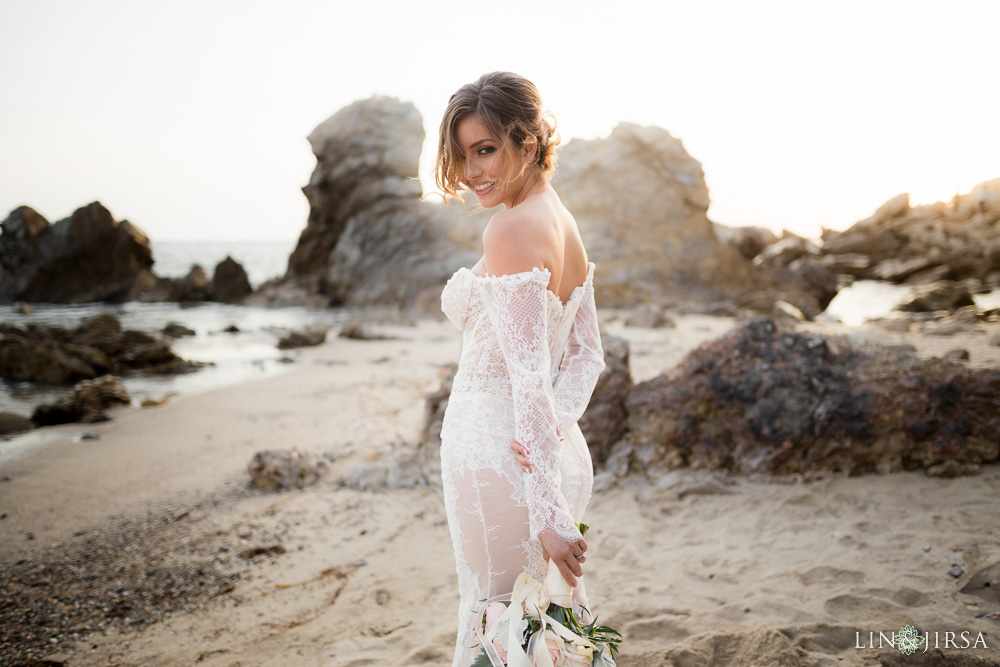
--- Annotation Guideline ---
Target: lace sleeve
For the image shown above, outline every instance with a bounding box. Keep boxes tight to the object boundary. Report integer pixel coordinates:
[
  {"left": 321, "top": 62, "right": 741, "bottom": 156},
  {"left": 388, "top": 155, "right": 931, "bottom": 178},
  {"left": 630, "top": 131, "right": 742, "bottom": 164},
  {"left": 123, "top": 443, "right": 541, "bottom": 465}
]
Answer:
[
  {"left": 479, "top": 269, "right": 583, "bottom": 545},
  {"left": 553, "top": 278, "right": 606, "bottom": 433}
]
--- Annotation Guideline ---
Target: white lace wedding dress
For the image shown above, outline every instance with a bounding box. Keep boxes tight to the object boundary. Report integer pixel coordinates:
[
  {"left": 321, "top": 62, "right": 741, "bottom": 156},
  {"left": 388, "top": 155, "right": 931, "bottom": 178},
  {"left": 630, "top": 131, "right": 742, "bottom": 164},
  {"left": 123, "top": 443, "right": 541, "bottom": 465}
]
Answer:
[{"left": 439, "top": 261, "right": 606, "bottom": 667}]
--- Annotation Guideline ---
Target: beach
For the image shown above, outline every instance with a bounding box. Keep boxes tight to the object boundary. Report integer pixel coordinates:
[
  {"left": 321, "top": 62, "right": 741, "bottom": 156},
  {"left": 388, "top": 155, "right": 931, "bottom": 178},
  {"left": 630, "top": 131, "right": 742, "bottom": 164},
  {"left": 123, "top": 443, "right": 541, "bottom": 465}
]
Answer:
[{"left": 2, "top": 311, "right": 998, "bottom": 666}]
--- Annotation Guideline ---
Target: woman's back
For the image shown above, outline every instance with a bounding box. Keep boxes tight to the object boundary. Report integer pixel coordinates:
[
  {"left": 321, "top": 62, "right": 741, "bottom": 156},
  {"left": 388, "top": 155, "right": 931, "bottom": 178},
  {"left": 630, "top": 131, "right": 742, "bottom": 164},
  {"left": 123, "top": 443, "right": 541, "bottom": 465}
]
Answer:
[{"left": 478, "top": 185, "right": 589, "bottom": 304}]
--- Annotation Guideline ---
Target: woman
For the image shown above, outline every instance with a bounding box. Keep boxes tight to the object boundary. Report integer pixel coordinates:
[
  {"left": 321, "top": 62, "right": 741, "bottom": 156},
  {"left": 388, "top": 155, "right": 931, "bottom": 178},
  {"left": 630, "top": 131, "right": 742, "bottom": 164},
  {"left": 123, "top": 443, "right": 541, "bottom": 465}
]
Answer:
[{"left": 436, "top": 71, "right": 607, "bottom": 666}]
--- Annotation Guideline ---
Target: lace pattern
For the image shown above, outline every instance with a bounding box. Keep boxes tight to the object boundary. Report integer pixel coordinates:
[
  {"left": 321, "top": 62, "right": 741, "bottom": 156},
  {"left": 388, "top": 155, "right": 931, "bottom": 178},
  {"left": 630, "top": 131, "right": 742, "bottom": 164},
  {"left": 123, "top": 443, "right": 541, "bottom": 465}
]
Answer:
[{"left": 439, "top": 262, "right": 605, "bottom": 667}]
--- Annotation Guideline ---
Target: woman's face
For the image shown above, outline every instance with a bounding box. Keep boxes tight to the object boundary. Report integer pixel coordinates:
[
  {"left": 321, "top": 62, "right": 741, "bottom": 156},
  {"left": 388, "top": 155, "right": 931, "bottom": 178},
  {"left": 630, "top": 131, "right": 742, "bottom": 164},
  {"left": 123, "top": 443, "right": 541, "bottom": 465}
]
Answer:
[{"left": 456, "top": 114, "right": 533, "bottom": 209}]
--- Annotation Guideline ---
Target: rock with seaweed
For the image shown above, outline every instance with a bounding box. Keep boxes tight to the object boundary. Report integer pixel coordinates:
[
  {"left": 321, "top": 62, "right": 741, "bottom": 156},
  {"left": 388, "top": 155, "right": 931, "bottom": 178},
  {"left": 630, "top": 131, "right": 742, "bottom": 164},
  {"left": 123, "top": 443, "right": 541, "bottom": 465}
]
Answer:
[{"left": 626, "top": 317, "right": 1000, "bottom": 479}]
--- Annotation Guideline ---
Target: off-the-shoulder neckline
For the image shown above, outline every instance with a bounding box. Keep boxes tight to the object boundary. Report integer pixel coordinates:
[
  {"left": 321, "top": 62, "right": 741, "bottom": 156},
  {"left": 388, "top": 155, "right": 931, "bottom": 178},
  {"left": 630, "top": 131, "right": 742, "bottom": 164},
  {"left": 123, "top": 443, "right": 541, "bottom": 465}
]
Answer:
[{"left": 459, "top": 261, "right": 595, "bottom": 309}]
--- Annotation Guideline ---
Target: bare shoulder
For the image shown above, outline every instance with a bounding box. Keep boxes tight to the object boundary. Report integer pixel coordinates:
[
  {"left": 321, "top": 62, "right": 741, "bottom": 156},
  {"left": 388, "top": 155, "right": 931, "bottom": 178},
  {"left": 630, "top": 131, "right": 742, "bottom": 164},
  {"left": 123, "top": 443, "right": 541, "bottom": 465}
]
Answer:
[{"left": 482, "top": 206, "right": 551, "bottom": 276}]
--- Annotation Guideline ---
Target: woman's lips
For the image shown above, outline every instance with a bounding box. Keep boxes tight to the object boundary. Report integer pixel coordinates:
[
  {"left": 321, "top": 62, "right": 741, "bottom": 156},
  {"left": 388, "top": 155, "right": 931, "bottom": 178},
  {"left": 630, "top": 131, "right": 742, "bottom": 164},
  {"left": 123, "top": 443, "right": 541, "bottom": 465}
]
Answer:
[{"left": 473, "top": 181, "right": 495, "bottom": 197}]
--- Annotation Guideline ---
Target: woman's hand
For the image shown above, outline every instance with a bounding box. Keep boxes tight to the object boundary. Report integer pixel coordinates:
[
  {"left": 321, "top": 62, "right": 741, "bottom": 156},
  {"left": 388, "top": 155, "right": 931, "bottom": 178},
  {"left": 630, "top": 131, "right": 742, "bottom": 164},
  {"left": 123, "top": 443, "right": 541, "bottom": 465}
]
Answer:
[
  {"left": 540, "top": 529, "right": 587, "bottom": 588},
  {"left": 509, "top": 431, "right": 563, "bottom": 474}
]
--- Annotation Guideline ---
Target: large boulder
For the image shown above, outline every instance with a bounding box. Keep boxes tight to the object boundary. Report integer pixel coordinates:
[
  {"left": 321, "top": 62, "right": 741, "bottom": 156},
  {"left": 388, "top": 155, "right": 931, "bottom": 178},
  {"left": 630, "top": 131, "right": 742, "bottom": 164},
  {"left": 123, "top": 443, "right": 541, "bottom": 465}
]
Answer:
[
  {"left": 211, "top": 256, "right": 252, "bottom": 303},
  {"left": 551, "top": 123, "right": 762, "bottom": 305},
  {"left": 279, "top": 96, "right": 477, "bottom": 309},
  {"left": 0, "top": 202, "right": 156, "bottom": 303},
  {"left": 821, "top": 180, "right": 1000, "bottom": 287},
  {"left": 625, "top": 318, "right": 1000, "bottom": 478},
  {"left": 0, "top": 315, "right": 201, "bottom": 385},
  {"left": 32, "top": 375, "right": 132, "bottom": 425}
]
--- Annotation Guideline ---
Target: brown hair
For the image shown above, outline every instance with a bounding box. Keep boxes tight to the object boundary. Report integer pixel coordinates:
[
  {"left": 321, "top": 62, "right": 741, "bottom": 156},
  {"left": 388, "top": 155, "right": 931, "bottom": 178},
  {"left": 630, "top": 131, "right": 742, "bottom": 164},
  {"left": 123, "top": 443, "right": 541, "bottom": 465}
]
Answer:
[{"left": 434, "top": 71, "right": 560, "bottom": 200}]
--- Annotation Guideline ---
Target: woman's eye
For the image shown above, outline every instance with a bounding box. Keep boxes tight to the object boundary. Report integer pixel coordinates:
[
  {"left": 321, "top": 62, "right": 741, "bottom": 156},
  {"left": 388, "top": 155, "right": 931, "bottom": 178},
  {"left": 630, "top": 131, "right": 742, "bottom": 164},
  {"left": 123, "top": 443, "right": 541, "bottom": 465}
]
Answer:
[{"left": 477, "top": 146, "right": 494, "bottom": 156}]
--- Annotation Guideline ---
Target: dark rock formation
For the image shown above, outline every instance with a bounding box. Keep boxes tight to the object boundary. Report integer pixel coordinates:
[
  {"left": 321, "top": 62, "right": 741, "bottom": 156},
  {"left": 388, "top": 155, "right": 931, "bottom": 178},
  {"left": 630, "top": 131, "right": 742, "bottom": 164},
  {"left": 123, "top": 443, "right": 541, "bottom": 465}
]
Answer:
[
  {"left": 162, "top": 322, "right": 196, "bottom": 338},
  {"left": 577, "top": 335, "right": 632, "bottom": 466},
  {"left": 276, "top": 326, "right": 327, "bottom": 349},
  {"left": 625, "top": 318, "right": 1000, "bottom": 478},
  {"left": 715, "top": 224, "right": 778, "bottom": 261},
  {"left": 0, "top": 202, "right": 156, "bottom": 303},
  {"left": 143, "top": 265, "right": 210, "bottom": 303},
  {"left": 32, "top": 375, "right": 132, "bottom": 426},
  {"left": 820, "top": 180, "right": 1000, "bottom": 288},
  {"left": 0, "top": 314, "right": 201, "bottom": 385},
  {"left": 0, "top": 412, "right": 35, "bottom": 435},
  {"left": 273, "top": 96, "right": 476, "bottom": 309},
  {"left": 338, "top": 323, "right": 396, "bottom": 340},
  {"left": 247, "top": 449, "right": 329, "bottom": 491},
  {"left": 211, "top": 256, "right": 252, "bottom": 303},
  {"left": 895, "top": 281, "right": 976, "bottom": 313}
]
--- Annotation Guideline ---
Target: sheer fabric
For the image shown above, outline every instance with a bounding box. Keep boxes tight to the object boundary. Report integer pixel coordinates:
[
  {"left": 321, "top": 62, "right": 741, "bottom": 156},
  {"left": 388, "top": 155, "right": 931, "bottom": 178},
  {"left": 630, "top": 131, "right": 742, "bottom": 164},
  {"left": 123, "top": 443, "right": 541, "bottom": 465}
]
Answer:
[{"left": 439, "top": 262, "right": 605, "bottom": 667}]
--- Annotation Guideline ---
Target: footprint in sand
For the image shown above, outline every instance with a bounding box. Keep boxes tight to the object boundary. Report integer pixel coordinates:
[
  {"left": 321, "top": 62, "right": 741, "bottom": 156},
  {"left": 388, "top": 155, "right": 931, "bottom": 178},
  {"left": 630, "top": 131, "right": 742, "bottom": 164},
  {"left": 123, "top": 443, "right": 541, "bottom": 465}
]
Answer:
[{"left": 796, "top": 565, "right": 866, "bottom": 586}]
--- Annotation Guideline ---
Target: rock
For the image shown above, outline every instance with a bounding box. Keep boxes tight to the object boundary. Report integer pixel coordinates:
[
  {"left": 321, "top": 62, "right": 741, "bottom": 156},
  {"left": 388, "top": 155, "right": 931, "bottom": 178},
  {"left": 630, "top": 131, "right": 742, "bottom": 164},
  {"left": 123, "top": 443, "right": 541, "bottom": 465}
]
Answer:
[
  {"left": 141, "top": 265, "right": 210, "bottom": 303},
  {"left": 624, "top": 304, "right": 675, "bottom": 328},
  {"left": 784, "top": 258, "right": 839, "bottom": 315},
  {"left": 0, "top": 202, "right": 156, "bottom": 303},
  {"left": 17, "top": 301, "right": 32, "bottom": 314},
  {"left": 0, "top": 412, "right": 35, "bottom": 435},
  {"left": 752, "top": 236, "right": 819, "bottom": 271},
  {"left": 870, "top": 192, "right": 912, "bottom": 224},
  {"left": 275, "top": 96, "right": 476, "bottom": 310},
  {"left": 277, "top": 326, "right": 327, "bottom": 349},
  {"left": 578, "top": 336, "right": 633, "bottom": 467},
  {"left": 173, "top": 265, "right": 210, "bottom": 302},
  {"left": 74, "top": 313, "right": 125, "bottom": 355},
  {"left": 817, "top": 253, "right": 871, "bottom": 277},
  {"left": 0, "top": 324, "right": 100, "bottom": 384},
  {"left": 162, "top": 322, "right": 196, "bottom": 338},
  {"left": 247, "top": 449, "right": 328, "bottom": 491},
  {"left": 943, "top": 349, "right": 970, "bottom": 361},
  {"left": 869, "top": 256, "right": 938, "bottom": 282},
  {"left": 551, "top": 123, "right": 765, "bottom": 305},
  {"left": 896, "top": 281, "right": 976, "bottom": 313},
  {"left": 32, "top": 375, "right": 131, "bottom": 425},
  {"left": 0, "top": 315, "right": 200, "bottom": 385},
  {"left": 338, "top": 323, "right": 396, "bottom": 340},
  {"left": 211, "top": 256, "right": 252, "bottom": 303},
  {"left": 623, "top": 317, "right": 1000, "bottom": 478},
  {"left": 990, "top": 332, "right": 1000, "bottom": 347},
  {"left": 223, "top": 324, "right": 240, "bottom": 333},
  {"left": 820, "top": 181, "right": 1000, "bottom": 285},
  {"left": 904, "top": 263, "right": 952, "bottom": 285},
  {"left": 715, "top": 224, "right": 778, "bottom": 261}
]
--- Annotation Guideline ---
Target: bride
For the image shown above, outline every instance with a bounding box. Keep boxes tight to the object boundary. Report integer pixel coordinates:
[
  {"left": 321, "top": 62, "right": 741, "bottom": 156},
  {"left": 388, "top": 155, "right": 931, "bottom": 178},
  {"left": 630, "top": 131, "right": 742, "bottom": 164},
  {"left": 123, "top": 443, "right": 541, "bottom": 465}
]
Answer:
[{"left": 436, "top": 71, "right": 607, "bottom": 666}]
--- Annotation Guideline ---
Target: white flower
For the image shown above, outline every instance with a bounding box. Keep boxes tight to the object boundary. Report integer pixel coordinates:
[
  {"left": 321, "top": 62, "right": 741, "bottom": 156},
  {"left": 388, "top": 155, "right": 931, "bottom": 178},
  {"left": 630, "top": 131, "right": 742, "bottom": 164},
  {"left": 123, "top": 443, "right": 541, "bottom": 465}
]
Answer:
[
  {"left": 562, "top": 640, "right": 595, "bottom": 666},
  {"left": 542, "top": 629, "right": 567, "bottom": 666}
]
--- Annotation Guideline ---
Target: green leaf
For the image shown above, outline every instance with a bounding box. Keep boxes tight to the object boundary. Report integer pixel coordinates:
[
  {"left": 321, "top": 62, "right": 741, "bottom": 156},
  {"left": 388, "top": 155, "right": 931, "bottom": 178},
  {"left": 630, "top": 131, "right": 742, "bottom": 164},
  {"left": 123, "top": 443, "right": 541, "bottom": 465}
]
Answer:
[{"left": 470, "top": 647, "right": 493, "bottom": 667}]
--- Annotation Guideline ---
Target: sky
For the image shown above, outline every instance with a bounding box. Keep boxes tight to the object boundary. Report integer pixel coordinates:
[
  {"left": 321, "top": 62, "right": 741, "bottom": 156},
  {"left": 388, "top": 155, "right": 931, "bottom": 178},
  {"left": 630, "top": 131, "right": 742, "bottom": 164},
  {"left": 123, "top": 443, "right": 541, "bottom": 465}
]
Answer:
[{"left": 1, "top": 0, "right": 997, "bottom": 241}]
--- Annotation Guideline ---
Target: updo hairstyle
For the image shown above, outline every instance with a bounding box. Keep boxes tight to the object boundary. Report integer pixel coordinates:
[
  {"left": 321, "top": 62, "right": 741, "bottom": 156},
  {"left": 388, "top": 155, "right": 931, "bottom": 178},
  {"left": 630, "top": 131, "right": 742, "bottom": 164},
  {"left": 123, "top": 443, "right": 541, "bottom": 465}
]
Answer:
[{"left": 435, "top": 71, "right": 560, "bottom": 200}]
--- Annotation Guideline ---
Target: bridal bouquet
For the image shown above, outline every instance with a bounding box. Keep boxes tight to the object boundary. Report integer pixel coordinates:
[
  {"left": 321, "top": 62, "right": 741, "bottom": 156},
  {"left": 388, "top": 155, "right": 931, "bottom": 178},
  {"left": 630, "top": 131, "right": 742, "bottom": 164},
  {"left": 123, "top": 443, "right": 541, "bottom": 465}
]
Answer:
[{"left": 471, "top": 523, "right": 622, "bottom": 667}]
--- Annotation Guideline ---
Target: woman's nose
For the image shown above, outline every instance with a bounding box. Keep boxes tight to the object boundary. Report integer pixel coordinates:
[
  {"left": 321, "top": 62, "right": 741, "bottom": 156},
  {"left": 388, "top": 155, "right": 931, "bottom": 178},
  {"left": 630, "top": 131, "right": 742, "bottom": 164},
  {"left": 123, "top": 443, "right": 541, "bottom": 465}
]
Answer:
[{"left": 464, "top": 158, "right": 480, "bottom": 181}]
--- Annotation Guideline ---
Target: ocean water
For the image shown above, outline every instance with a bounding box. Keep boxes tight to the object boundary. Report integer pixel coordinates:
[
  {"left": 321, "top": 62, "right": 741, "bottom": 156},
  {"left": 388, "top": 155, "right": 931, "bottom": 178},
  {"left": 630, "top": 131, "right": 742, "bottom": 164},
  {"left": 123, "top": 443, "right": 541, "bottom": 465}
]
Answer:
[
  {"left": 0, "top": 300, "right": 357, "bottom": 419},
  {"left": 150, "top": 239, "right": 298, "bottom": 287}
]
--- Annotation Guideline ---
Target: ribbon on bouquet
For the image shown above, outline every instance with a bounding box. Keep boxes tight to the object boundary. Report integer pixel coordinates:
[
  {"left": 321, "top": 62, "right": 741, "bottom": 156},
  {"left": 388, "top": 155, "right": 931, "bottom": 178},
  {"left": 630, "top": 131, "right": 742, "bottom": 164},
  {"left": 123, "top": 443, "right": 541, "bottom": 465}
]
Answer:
[{"left": 475, "top": 572, "right": 598, "bottom": 667}]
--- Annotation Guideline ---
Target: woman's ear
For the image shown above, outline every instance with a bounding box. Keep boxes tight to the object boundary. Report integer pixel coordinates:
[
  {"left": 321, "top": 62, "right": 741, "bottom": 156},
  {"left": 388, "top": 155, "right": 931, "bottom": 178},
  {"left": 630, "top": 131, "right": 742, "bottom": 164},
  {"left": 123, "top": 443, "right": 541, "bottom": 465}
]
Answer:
[{"left": 521, "top": 136, "right": 538, "bottom": 164}]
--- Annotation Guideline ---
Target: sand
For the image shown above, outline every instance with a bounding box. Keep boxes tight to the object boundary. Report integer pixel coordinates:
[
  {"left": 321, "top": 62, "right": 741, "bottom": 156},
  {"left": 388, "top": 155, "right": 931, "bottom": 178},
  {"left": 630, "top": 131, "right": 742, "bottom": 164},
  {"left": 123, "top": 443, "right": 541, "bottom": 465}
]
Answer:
[{"left": 1, "top": 313, "right": 998, "bottom": 666}]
